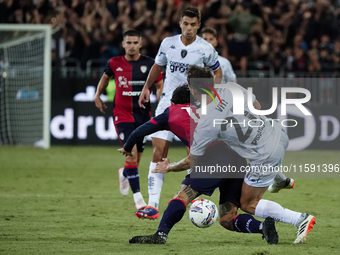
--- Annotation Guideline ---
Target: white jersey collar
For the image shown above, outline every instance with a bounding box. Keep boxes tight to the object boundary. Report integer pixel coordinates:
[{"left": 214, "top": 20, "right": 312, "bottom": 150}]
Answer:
[{"left": 178, "top": 35, "right": 198, "bottom": 48}]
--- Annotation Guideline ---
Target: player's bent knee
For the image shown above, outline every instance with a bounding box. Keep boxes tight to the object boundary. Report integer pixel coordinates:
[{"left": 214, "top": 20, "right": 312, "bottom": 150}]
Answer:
[{"left": 240, "top": 202, "right": 256, "bottom": 215}]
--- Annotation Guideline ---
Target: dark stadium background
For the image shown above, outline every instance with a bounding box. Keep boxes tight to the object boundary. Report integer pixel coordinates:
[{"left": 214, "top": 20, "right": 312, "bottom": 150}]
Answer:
[{"left": 2, "top": 0, "right": 340, "bottom": 149}]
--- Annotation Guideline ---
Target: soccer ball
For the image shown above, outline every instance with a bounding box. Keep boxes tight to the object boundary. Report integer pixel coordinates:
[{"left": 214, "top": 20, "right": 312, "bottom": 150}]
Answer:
[{"left": 188, "top": 199, "right": 218, "bottom": 228}]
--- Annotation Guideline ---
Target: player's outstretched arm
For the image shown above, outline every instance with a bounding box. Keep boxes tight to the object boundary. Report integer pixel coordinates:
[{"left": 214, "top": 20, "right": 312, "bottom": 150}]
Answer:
[
  {"left": 153, "top": 155, "right": 194, "bottom": 173},
  {"left": 94, "top": 73, "right": 111, "bottom": 113},
  {"left": 139, "top": 63, "right": 163, "bottom": 108},
  {"left": 122, "top": 120, "right": 163, "bottom": 154}
]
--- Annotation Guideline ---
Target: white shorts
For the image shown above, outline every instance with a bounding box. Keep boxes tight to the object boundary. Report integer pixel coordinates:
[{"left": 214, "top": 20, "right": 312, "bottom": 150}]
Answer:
[
  {"left": 244, "top": 130, "right": 289, "bottom": 188},
  {"left": 150, "top": 92, "right": 175, "bottom": 142}
]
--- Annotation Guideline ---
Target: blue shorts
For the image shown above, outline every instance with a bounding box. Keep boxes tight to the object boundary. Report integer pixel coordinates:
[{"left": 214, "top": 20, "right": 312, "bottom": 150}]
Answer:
[
  {"left": 115, "top": 122, "right": 147, "bottom": 152},
  {"left": 182, "top": 176, "right": 244, "bottom": 207},
  {"left": 183, "top": 143, "right": 247, "bottom": 206}
]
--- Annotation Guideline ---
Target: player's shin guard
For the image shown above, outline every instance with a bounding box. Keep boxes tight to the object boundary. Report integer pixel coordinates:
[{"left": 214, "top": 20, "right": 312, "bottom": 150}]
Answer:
[
  {"left": 233, "top": 214, "right": 262, "bottom": 233},
  {"left": 255, "top": 199, "right": 303, "bottom": 227},
  {"left": 158, "top": 199, "right": 186, "bottom": 235},
  {"left": 124, "top": 161, "right": 140, "bottom": 193},
  {"left": 148, "top": 161, "right": 165, "bottom": 209}
]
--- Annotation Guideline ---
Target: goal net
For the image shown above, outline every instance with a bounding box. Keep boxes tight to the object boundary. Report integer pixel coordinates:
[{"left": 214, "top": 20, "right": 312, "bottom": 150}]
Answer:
[{"left": 0, "top": 25, "right": 51, "bottom": 149}]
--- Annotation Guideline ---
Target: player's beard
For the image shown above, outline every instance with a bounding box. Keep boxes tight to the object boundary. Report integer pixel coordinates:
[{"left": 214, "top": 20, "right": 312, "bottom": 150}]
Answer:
[{"left": 128, "top": 50, "right": 137, "bottom": 58}]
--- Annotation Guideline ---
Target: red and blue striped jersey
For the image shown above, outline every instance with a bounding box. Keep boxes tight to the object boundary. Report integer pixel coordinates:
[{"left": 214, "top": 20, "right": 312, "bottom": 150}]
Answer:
[{"left": 104, "top": 55, "right": 163, "bottom": 125}]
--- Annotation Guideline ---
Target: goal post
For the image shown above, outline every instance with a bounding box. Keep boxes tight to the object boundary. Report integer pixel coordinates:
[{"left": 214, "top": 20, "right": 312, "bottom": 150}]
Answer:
[{"left": 0, "top": 24, "right": 51, "bottom": 149}]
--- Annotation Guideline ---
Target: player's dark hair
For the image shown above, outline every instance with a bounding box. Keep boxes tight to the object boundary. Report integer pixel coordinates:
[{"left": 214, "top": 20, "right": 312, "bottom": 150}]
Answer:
[
  {"left": 171, "top": 84, "right": 191, "bottom": 104},
  {"left": 181, "top": 7, "right": 201, "bottom": 23},
  {"left": 187, "top": 65, "right": 214, "bottom": 94},
  {"left": 201, "top": 27, "right": 217, "bottom": 38},
  {"left": 123, "top": 29, "right": 142, "bottom": 39}
]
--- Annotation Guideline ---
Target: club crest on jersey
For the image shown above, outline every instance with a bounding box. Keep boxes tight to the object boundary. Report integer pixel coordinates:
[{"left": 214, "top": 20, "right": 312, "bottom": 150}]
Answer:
[
  {"left": 181, "top": 50, "right": 187, "bottom": 58},
  {"left": 140, "top": 65, "right": 147, "bottom": 73},
  {"left": 118, "top": 76, "right": 128, "bottom": 88}
]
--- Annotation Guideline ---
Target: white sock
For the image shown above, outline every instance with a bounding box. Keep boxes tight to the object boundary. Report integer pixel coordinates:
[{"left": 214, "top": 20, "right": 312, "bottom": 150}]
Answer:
[
  {"left": 148, "top": 161, "right": 165, "bottom": 209},
  {"left": 133, "top": 192, "right": 143, "bottom": 203},
  {"left": 255, "top": 199, "right": 303, "bottom": 227}
]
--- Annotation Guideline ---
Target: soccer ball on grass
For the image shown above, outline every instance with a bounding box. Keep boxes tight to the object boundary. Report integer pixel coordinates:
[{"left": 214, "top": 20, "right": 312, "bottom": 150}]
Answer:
[{"left": 188, "top": 198, "right": 218, "bottom": 228}]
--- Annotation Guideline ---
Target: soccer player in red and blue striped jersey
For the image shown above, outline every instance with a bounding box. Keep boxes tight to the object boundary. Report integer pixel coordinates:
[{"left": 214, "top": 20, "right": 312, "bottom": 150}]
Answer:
[{"left": 95, "top": 29, "right": 163, "bottom": 210}]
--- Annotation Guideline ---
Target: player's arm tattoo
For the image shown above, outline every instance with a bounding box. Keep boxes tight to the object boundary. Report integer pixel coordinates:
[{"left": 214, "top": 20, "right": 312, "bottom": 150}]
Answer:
[
  {"left": 168, "top": 155, "right": 190, "bottom": 172},
  {"left": 168, "top": 154, "right": 202, "bottom": 172}
]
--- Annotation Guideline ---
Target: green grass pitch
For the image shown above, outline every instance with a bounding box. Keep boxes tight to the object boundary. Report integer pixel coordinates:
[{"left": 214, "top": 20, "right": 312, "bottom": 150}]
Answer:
[{"left": 0, "top": 146, "right": 340, "bottom": 255}]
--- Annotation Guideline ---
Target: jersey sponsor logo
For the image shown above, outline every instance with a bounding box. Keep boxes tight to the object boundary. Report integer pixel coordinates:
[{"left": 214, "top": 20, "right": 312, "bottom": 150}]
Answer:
[
  {"left": 181, "top": 49, "right": 188, "bottom": 58},
  {"left": 169, "top": 61, "right": 189, "bottom": 73},
  {"left": 140, "top": 65, "right": 147, "bottom": 73},
  {"left": 116, "top": 67, "right": 123, "bottom": 71},
  {"left": 251, "top": 124, "right": 265, "bottom": 145},
  {"left": 118, "top": 76, "right": 128, "bottom": 88},
  {"left": 129, "top": 80, "right": 145, "bottom": 86},
  {"left": 122, "top": 91, "right": 142, "bottom": 96}
]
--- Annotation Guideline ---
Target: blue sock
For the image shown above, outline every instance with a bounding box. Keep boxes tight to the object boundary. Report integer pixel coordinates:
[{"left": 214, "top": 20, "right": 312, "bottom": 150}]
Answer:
[
  {"left": 233, "top": 214, "right": 262, "bottom": 233},
  {"left": 124, "top": 161, "right": 140, "bottom": 193},
  {"left": 158, "top": 199, "right": 186, "bottom": 235}
]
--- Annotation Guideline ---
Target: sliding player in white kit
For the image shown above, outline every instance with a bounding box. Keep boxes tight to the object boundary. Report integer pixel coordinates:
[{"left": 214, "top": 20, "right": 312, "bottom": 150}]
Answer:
[
  {"left": 155, "top": 65, "right": 316, "bottom": 244},
  {"left": 137, "top": 6, "right": 222, "bottom": 219},
  {"left": 200, "top": 26, "right": 295, "bottom": 194}
]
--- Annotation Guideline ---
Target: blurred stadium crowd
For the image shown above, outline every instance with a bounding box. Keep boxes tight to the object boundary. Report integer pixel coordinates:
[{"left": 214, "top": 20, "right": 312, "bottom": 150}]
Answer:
[{"left": 1, "top": 0, "right": 340, "bottom": 76}]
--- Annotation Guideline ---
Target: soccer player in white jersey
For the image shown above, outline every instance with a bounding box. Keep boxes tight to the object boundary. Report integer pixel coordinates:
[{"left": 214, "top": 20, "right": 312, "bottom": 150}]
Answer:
[
  {"left": 136, "top": 7, "right": 222, "bottom": 219},
  {"left": 201, "top": 27, "right": 237, "bottom": 83},
  {"left": 201, "top": 26, "right": 295, "bottom": 194},
  {"left": 154, "top": 65, "right": 316, "bottom": 244}
]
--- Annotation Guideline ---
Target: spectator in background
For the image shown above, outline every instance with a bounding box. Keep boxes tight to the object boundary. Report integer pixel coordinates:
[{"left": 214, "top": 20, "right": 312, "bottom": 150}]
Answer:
[
  {"left": 269, "top": 43, "right": 285, "bottom": 75},
  {"left": 319, "top": 48, "right": 333, "bottom": 73},
  {"left": 101, "top": 30, "right": 119, "bottom": 61},
  {"left": 319, "top": 34, "right": 334, "bottom": 54},
  {"left": 332, "top": 52, "right": 340, "bottom": 74},
  {"left": 283, "top": 47, "right": 295, "bottom": 73},
  {"left": 333, "top": 39, "right": 340, "bottom": 55},
  {"left": 292, "top": 47, "right": 308, "bottom": 73},
  {"left": 293, "top": 34, "right": 308, "bottom": 52},
  {"left": 309, "top": 38, "right": 319, "bottom": 55},
  {"left": 4, "top": 0, "right": 340, "bottom": 78},
  {"left": 227, "top": 1, "right": 261, "bottom": 76},
  {"left": 307, "top": 50, "right": 321, "bottom": 74}
]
